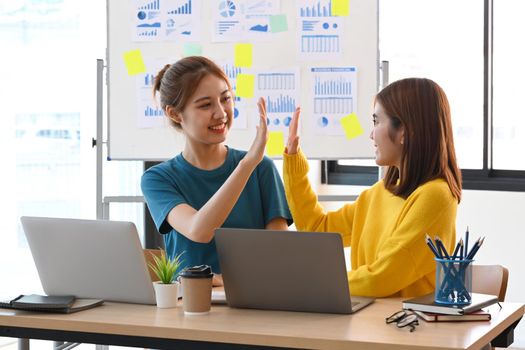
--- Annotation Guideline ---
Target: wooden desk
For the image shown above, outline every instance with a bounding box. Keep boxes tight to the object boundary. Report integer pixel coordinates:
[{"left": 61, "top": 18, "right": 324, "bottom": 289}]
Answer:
[{"left": 1, "top": 299, "right": 523, "bottom": 350}]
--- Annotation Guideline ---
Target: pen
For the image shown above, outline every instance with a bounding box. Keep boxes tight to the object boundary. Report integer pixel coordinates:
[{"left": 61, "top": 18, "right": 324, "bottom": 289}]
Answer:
[
  {"left": 435, "top": 235, "right": 450, "bottom": 260},
  {"left": 464, "top": 226, "right": 470, "bottom": 258},
  {"left": 466, "top": 236, "right": 485, "bottom": 260},
  {"left": 425, "top": 234, "right": 441, "bottom": 258},
  {"left": 451, "top": 238, "right": 463, "bottom": 260}
]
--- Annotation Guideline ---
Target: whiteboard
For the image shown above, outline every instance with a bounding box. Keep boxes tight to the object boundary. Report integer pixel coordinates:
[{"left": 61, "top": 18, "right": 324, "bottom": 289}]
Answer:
[{"left": 107, "top": 0, "right": 378, "bottom": 161}]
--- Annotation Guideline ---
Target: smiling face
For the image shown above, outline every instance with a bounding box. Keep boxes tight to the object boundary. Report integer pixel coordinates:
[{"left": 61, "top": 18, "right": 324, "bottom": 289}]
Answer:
[
  {"left": 370, "top": 101, "right": 405, "bottom": 169},
  {"left": 171, "top": 73, "right": 234, "bottom": 146}
]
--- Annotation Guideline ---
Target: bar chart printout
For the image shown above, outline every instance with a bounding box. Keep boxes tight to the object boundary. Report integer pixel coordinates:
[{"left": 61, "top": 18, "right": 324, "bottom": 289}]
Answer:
[
  {"left": 255, "top": 70, "right": 300, "bottom": 132},
  {"left": 297, "top": 0, "right": 343, "bottom": 60},
  {"left": 311, "top": 67, "right": 357, "bottom": 135},
  {"left": 164, "top": 0, "right": 201, "bottom": 41},
  {"left": 136, "top": 58, "right": 169, "bottom": 128},
  {"left": 221, "top": 62, "right": 248, "bottom": 129},
  {"left": 133, "top": 0, "right": 201, "bottom": 41}
]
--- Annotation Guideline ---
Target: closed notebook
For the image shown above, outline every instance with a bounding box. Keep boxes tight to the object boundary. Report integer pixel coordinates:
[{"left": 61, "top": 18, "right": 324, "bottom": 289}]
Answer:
[
  {"left": 12, "top": 294, "right": 75, "bottom": 309},
  {"left": 402, "top": 293, "right": 499, "bottom": 315},
  {"left": 414, "top": 309, "right": 492, "bottom": 322},
  {"left": 0, "top": 294, "right": 103, "bottom": 313}
]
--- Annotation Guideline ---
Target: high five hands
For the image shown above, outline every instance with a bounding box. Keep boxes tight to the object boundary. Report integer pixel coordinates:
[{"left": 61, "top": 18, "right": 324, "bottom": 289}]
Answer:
[{"left": 246, "top": 99, "right": 301, "bottom": 163}]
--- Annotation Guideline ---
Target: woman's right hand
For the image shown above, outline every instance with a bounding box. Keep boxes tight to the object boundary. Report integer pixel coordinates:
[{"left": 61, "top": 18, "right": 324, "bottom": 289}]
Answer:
[
  {"left": 244, "top": 97, "right": 269, "bottom": 167},
  {"left": 286, "top": 107, "right": 301, "bottom": 154}
]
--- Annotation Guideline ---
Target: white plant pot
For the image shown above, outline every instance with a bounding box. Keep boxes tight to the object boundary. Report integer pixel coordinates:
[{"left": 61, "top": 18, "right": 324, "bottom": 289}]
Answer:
[{"left": 153, "top": 281, "right": 179, "bottom": 308}]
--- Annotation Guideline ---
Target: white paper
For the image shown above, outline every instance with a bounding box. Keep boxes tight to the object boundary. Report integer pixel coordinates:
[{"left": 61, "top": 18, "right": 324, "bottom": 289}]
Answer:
[
  {"left": 163, "top": 0, "right": 201, "bottom": 41},
  {"left": 212, "top": 0, "right": 280, "bottom": 42},
  {"left": 296, "top": 0, "right": 343, "bottom": 60},
  {"left": 310, "top": 67, "right": 357, "bottom": 135},
  {"left": 136, "top": 59, "right": 171, "bottom": 129},
  {"left": 133, "top": 0, "right": 163, "bottom": 41},
  {"left": 254, "top": 68, "right": 300, "bottom": 133},
  {"left": 220, "top": 61, "right": 249, "bottom": 129},
  {"left": 133, "top": 0, "right": 201, "bottom": 42}
]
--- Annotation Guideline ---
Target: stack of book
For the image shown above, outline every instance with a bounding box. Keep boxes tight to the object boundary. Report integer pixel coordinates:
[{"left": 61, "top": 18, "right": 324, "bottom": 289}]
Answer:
[{"left": 402, "top": 293, "right": 499, "bottom": 322}]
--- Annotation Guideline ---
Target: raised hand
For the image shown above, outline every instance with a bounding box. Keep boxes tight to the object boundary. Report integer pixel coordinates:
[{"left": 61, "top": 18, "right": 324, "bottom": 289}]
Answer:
[
  {"left": 286, "top": 107, "right": 301, "bottom": 154},
  {"left": 244, "top": 97, "right": 269, "bottom": 167}
]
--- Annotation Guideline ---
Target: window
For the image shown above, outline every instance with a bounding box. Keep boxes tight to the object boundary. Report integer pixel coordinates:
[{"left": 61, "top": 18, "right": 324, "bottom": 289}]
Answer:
[
  {"left": 493, "top": 0, "right": 525, "bottom": 170},
  {"left": 325, "top": 0, "right": 525, "bottom": 191}
]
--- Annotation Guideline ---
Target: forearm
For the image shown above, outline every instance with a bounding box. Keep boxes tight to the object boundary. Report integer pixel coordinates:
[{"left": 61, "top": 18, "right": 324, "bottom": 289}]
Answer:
[
  {"left": 283, "top": 150, "right": 330, "bottom": 231},
  {"left": 170, "top": 159, "right": 257, "bottom": 243},
  {"left": 349, "top": 236, "right": 437, "bottom": 297}
]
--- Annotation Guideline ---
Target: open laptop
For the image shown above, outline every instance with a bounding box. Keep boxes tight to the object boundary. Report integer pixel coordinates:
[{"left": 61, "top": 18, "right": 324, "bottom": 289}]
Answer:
[
  {"left": 20, "top": 216, "right": 156, "bottom": 305},
  {"left": 215, "top": 228, "right": 374, "bottom": 314}
]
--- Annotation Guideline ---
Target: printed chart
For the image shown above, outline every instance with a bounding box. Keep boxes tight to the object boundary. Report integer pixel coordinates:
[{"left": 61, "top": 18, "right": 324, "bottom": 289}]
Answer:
[
  {"left": 133, "top": 0, "right": 201, "bottom": 42},
  {"left": 136, "top": 59, "right": 170, "bottom": 129},
  {"left": 222, "top": 62, "right": 248, "bottom": 129},
  {"left": 255, "top": 69, "right": 300, "bottom": 132},
  {"left": 311, "top": 67, "right": 357, "bottom": 135},
  {"left": 297, "top": 0, "right": 343, "bottom": 60},
  {"left": 212, "top": 0, "right": 280, "bottom": 42}
]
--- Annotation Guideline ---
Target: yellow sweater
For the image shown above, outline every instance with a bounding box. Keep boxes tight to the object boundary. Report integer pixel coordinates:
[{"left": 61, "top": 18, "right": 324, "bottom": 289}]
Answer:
[{"left": 283, "top": 150, "right": 457, "bottom": 298}]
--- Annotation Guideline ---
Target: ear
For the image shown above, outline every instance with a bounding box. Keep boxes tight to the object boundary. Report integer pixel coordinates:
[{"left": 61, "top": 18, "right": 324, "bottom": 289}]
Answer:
[
  {"left": 165, "top": 105, "right": 183, "bottom": 125},
  {"left": 399, "top": 127, "right": 405, "bottom": 145}
]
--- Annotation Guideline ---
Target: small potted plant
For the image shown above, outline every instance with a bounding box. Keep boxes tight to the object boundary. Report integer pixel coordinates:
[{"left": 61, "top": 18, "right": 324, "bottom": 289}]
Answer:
[{"left": 148, "top": 249, "right": 184, "bottom": 308}]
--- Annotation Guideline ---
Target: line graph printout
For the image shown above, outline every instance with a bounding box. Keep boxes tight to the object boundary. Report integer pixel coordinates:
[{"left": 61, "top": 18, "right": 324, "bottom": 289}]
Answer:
[
  {"left": 311, "top": 67, "right": 357, "bottom": 135},
  {"left": 212, "top": 0, "right": 280, "bottom": 42},
  {"left": 254, "top": 69, "right": 300, "bottom": 132},
  {"left": 297, "top": 0, "right": 343, "bottom": 60},
  {"left": 133, "top": 0, "right": 201, "bottom": 42},
  {"left": 136, "top": 58, "right": 171, "bottom": 128}
]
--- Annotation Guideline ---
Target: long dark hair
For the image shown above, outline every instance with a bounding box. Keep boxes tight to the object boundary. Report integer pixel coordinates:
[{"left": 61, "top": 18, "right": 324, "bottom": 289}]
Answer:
[{"left": 375, "top": 78, "right": 462, "bottom": 202}]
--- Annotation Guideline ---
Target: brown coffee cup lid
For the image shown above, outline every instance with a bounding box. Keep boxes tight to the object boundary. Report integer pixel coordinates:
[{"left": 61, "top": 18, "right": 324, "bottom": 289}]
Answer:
[{"left": 179, "top": 265, "right": 213, "bottom": 279}]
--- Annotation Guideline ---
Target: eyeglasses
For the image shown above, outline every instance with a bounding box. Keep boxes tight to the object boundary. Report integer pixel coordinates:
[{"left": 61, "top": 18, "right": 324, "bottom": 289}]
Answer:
[{"left": 385, "top": 310, "right": 419, "bottom": 332}]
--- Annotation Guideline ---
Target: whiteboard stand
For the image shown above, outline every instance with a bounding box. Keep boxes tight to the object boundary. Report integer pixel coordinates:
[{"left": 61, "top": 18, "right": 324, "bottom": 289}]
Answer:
[{"left": 95, "top": 58, "right": 104, "bottom": 220}]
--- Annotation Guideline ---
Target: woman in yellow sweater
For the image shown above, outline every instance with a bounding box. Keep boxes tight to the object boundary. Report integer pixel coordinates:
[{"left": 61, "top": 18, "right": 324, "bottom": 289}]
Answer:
[{"left": 283, "top": 78, "right": 462, "bottom": 298}]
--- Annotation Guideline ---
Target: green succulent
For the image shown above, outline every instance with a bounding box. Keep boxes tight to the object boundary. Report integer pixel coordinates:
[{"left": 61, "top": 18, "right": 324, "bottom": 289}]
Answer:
[{"left": 148, "top": 250, "right": 184, "bottom": 284}]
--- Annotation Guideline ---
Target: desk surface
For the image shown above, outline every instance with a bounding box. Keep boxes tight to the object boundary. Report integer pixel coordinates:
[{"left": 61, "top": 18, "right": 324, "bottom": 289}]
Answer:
[{"left": 1, "top": 299, "right": 523, "bottom": 350}]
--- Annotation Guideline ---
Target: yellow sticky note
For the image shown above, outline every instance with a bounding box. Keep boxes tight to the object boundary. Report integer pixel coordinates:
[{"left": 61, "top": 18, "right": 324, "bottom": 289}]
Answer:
[
  {"left": 332, "top": 0, "right": 350, "bottom": 16},
  {"left": 267, "top": 131, "right": 285, "bottom": 156},
  {"left": 234, "top": 43, "right": 253, "bottom": 68},
  {"left": 235, "top": 74, "right": 254, "bottom": 98},
  {"left": 123, "top": 49, "right": 147, "bottom": 76},
  {"left": 340, "top": 113, "right": 364, "bottom": 140}
]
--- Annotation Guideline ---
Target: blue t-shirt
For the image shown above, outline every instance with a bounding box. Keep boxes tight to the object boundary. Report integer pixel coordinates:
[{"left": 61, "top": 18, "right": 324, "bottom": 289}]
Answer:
[{"left": 141, "top": 147, "right": 292, "bottom": 273}]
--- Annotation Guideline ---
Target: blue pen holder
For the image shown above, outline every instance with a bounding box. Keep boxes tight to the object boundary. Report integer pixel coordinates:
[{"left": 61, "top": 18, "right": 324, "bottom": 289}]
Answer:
[{"left": 435, "top": 258, "right": 473, "bottom": 305}]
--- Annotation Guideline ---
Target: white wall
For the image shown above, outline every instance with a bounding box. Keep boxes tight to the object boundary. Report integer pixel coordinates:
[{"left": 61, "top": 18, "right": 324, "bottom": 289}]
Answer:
[
  {"left": 458, "top": 190, "right": 525, "bottom": 348},
  {"left": 313, "top": 162, "right": 525, "bottom": 348}
]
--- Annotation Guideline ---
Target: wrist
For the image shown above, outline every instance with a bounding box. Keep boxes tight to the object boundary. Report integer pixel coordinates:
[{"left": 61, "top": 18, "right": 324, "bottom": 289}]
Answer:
[{"left": 238, "top": 157, "right": 257, "bottom": 172}]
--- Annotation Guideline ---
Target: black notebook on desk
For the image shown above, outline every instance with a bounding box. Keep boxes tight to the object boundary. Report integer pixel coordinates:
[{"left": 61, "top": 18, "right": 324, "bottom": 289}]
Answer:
[
  {"left": 402, "top": 293, "right": 499, "bottom": 315},
  {"left": 0, "top": 294, "right": 104, "bottom": 313}
]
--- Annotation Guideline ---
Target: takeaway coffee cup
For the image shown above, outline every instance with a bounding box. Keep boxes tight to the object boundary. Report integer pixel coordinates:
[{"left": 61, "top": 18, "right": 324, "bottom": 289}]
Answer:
[{"left": 179, "top": 265, "right": 214, "bottom": 315}]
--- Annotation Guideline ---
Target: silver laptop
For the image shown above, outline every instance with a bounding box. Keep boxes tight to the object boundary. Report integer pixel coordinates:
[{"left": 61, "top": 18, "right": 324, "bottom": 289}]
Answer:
[
  {"left": 20, "top": 216, "right": 156, "bottom": 305},
  {"left": 215, "top": 228, "right": 374, "bottom": 314}
]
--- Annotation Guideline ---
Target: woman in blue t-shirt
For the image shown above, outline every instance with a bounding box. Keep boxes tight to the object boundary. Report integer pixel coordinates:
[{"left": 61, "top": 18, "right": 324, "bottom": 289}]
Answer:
[{"left": 141, "top": 56, "right": 292, "bottom": 285}]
